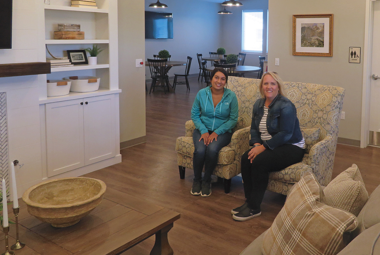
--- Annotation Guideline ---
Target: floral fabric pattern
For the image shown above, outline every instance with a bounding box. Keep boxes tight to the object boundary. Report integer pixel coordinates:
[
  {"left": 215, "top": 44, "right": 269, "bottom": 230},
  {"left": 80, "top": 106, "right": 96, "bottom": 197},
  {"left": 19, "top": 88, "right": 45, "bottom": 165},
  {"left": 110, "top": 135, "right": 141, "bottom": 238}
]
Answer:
[{"left": 175, "top": 77, "right": 345, "bottom": 194}]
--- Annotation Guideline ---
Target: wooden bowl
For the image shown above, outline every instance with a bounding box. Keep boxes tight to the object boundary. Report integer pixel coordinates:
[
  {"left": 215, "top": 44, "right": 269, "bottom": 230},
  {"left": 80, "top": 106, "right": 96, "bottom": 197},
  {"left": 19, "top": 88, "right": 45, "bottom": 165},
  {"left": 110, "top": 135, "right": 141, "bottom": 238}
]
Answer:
[{"left": 22, "top": 177, "right": 106, "bottom": 228}]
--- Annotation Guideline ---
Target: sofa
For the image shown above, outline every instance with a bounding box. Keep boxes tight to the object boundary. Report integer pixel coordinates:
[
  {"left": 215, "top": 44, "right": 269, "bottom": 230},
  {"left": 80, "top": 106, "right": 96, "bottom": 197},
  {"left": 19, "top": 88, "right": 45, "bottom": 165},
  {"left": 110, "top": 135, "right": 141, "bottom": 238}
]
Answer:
[
  {"left": 175, "top": 76, "right": 345, "bottom": 194},
  {"left": 240, "top": 164, "right": 380, "bottom": 255}
]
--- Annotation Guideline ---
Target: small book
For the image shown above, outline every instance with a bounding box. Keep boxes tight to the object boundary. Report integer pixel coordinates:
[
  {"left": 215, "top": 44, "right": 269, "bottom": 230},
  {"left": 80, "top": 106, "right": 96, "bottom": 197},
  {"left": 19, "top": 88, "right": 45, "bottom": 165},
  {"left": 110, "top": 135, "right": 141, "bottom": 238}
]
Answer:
[
  {"left": 47, "top": 58, "right": 70, "bottom": 63},
  {"left": 71, "top": 1, "right": 97, "bottom": 5},
  {"left": 50, "top": 62, "right": 72, "bottom": 66},
  {"left": 71, "top": 4, "right": 98, "bottom": 8},
  {"left": 51, "top": 64, "right": 74, "bottom": 68}
]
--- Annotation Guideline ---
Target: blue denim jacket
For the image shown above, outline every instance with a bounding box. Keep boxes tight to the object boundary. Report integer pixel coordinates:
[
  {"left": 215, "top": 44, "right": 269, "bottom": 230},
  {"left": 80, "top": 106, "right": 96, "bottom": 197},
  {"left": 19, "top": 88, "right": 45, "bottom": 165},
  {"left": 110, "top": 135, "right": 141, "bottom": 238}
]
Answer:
[{"left": 250, "top": 94, "right": 303, "bottom": 150}]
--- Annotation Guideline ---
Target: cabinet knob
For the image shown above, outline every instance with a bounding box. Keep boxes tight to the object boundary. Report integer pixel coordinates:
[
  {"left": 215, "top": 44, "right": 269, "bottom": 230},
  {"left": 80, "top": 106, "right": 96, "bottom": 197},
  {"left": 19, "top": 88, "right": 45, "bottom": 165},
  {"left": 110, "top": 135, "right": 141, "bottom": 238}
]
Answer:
[
  {"left": 85, "top": 102, "right": 88, "bottom": 105},
  {"left": 80, "top": 102, "right": 83, "bottom": 105}
]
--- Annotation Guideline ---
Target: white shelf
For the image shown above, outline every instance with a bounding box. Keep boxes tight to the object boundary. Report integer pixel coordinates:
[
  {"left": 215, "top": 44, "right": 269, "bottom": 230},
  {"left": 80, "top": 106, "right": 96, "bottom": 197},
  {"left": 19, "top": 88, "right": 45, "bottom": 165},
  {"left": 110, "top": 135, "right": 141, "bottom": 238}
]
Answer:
[
  {"left": 51, "top": 64, "right": 109, "bottom": 72},
  {"left": 44, "top": 5, "right": 109, "bottom": 13},
  {"left": 39, "top": 89, "right": 122, "bottom": 104},
  {"left": 46, "top": 40, "right": 109, "bottom": 45}
]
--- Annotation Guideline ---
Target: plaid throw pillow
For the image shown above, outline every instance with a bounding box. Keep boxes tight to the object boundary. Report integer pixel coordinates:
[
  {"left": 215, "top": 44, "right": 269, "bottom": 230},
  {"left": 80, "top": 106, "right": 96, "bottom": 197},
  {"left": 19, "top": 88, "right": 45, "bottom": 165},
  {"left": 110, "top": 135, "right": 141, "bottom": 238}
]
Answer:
[{"left": 262, "top": 172, "right": 358, "bottom": 255}]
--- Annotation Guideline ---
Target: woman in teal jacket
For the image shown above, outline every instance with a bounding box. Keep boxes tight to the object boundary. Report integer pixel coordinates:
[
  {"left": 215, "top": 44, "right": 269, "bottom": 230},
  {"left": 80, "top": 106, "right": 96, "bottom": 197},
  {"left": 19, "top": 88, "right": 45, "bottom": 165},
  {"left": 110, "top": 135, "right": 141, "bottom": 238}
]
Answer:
[{"left": 190, "top": 68, "right": 238, "bottom": 197}]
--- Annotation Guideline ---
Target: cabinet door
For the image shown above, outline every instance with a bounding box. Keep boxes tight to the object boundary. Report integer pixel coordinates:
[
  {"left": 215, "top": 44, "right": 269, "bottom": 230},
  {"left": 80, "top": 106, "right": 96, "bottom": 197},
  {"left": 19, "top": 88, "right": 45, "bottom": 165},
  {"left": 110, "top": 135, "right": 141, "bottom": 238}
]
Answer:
[
  {"left": 46, "top": 99, "right": 85, "bottom": 177},
  {"left": 83, "top": 95, "right": 116, "bottom": 165}
]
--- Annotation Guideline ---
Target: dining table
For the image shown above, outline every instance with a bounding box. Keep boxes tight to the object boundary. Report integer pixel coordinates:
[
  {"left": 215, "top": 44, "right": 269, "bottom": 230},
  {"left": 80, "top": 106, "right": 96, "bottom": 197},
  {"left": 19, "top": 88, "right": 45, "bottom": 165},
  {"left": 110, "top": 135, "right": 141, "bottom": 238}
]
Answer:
[
  {"left": 206, "top": 65, "right": 261, "bottom": 74},
  {"left": 146, "top": 60, "right": 186, "bottom": 92}
]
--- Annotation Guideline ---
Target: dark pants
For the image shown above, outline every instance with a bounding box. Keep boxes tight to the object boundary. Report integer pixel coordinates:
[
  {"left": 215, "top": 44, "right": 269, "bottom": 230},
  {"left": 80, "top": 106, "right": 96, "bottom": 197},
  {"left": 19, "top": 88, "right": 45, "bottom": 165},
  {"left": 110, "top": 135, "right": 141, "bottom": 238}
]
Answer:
[
  {"left": 193, "top": 129, "right": 232, "bottom": 183},
  {"left": 241, "top": 144, "right": 305, "bottom": 210}
]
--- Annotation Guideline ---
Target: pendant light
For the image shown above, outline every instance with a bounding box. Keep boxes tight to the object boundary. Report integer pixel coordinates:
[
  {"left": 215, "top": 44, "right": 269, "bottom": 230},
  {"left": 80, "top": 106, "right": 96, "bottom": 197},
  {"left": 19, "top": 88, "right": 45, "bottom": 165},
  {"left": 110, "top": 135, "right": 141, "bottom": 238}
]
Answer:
[
  {"left": 222, "top": 0, "right": 243, "bottom": 7},
  {"left": 218, "top": 7, "right": 232, "bottom": 15},
  {"left": 149, "top": 0, "right": 168, "bottom": 8}
]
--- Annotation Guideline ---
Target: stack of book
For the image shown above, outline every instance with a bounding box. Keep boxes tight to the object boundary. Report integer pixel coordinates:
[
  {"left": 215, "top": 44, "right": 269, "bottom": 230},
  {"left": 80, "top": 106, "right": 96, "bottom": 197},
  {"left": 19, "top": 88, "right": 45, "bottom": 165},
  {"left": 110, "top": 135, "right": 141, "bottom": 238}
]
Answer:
[
  {"left": 71, "top": 0, "right": 97, "bottom": 9},
  {"left": 47, "top": 58, "right": 74, "bottom": 68}
]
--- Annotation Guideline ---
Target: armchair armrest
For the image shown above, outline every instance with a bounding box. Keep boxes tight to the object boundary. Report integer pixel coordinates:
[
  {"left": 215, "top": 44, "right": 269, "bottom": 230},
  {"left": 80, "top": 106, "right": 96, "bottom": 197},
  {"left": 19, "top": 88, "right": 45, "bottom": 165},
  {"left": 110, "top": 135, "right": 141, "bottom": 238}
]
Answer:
[
  {"left": 185, "top": 120, "right": 195, "bottom": 137},
  {"left": 229, "top": 126, "right": 251, "bottom": 161},
  {"left": 307, "top": 135, "right": 335, "bottom": 186}
]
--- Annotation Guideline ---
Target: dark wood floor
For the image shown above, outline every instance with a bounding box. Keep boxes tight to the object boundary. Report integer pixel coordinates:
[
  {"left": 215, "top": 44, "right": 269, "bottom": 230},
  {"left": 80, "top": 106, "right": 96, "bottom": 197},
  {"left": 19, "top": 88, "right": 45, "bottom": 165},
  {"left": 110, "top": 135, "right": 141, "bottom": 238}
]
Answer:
[{"left": 85, "top": 74, "right": 380, "bottom": 255}]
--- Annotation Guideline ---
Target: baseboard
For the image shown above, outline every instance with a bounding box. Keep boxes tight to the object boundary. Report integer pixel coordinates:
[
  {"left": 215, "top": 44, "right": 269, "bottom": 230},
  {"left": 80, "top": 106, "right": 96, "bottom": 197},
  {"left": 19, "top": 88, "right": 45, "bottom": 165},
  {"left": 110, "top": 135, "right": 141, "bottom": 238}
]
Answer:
[
  {"left": 120, "top": 136, "right": 146, "bottom": 150},
  {"left": 337, "top": 137, "right": 360, "bottom": 147}
]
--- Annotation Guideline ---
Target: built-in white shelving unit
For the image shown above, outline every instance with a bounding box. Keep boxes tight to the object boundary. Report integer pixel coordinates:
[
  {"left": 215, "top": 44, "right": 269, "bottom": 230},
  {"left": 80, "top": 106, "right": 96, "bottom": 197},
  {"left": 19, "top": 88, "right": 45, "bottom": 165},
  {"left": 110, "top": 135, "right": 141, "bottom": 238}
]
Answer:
[{"left": 38, "top": 0, "right": 121, "bottom": 179}]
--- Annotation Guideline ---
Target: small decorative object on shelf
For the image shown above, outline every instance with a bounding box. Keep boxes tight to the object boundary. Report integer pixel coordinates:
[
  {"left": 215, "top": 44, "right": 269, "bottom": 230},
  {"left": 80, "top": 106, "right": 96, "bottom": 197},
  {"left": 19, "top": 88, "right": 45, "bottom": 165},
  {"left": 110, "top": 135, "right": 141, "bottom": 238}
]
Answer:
[
  {"left": 158, "top": 49, "right": 170, "bottom": 59},
  {"left": 71, "top": 0, "right": 98, "bottom": 9},
  {"left": 85, "top": 45, "right": 103, "bottom": 65},
  {"left": 2, "top": 178, "right": 14, "bottom": 255},
  {"left": 54, "top": 31, "right": 84, "bottom": 40},
  {"left": 57, "top": 24, "right": 80, "bottom": 32},
  {"left": 66, "top": 76, "right": 100, "bottom": 92},
  {"left": 67, "top": 50, "right": 88, "bottom": 65}
]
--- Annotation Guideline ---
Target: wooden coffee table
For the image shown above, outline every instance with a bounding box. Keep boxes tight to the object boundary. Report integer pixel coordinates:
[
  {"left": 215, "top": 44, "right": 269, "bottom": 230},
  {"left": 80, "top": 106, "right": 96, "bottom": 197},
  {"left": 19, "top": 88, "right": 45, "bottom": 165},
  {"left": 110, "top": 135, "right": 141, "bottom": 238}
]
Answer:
[{"left": 1, "top": 187, "right": 180, "bottom": 255}]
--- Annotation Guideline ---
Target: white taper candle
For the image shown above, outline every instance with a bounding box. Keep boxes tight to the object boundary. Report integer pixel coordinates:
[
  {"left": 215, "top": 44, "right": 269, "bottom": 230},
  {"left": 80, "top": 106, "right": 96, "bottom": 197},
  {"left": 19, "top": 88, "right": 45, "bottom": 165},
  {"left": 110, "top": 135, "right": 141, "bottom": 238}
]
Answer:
[
  {"left": 10, "top": 162, "right": 18, "bottom": 209},
  {"left": 2, "top": 178, "right": 8, "bottom": 228}
]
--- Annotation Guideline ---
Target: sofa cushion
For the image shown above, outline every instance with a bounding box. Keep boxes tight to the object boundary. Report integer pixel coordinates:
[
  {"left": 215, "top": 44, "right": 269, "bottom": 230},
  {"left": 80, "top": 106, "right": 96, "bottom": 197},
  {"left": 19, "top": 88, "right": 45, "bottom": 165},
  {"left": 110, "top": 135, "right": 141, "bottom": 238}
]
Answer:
[
  {"left": 351, "top": 184, "right": 380, "bottom": 239},
  {"left": 262, "top": 172, "right": 358, "bottom": 255},
  {"left": 239, "top": 230, "right": 266, "bottom": 255},
  {"left": 339, "top": 222, "right": 380, "bottom": 255},
  {"left": 301, "top": 127, "right": 320, "bottom": 153},
  {"left": 175, "top": 136, "right": 235, "bottom": 165},
  {"left": 323, "top": 164, "right": 368, "bottom": 216}
]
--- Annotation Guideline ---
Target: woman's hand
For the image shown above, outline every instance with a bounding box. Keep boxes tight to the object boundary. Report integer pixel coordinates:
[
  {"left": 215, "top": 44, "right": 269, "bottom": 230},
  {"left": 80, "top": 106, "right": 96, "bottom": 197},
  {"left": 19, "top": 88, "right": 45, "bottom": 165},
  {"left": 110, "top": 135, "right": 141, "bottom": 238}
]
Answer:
[
  {"left": 206, "top": 132, "right": 218, "bottom": 145},
  {"left": 199, "top": 132, "right": 210, "bottom": 145},
  {"left": 248, "top": 144, "right": 266, "bottom": 163}
]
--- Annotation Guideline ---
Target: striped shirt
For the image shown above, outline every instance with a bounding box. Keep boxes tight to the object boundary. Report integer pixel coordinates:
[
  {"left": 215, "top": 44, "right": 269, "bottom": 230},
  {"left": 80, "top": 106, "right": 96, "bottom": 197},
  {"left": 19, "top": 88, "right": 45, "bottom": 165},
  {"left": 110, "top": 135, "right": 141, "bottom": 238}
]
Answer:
[{"left": 259, "top": 107, "right": 305, "bottom": 149}]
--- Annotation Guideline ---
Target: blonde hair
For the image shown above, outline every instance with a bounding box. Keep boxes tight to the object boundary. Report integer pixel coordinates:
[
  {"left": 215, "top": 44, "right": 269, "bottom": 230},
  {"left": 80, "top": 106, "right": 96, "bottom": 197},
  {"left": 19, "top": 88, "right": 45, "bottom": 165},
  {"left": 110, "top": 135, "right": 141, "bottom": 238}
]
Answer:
[{"left": 259, "top": 71, "right": 286, "bottom": 98}]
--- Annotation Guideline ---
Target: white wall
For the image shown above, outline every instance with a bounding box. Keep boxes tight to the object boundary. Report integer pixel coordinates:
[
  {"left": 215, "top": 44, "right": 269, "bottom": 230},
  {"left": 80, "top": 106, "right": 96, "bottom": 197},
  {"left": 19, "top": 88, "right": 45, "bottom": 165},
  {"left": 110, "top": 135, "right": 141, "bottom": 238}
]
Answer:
[
  {"left": 268, "top": 0, "right": 366, "bottom": 142},
  {"left": 0, "top": 0, "right": 45, "bottom": 195},
  {"left": 221, "top": 0, "right": 268, "bottom": 66},
  {"left": 118, "top": 1, "right": 146, "bottom": 143},
  {"left": 144, "top": 0, "right": 222, "bottom": 77}
]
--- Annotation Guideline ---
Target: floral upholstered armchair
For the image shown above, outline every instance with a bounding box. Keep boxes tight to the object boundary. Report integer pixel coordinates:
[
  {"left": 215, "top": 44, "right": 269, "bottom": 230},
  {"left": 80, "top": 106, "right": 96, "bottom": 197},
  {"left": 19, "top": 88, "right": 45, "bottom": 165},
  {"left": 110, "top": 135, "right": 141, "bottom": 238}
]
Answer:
[{"left": 175, "top": 76, "right": 345, "bottom": 194}]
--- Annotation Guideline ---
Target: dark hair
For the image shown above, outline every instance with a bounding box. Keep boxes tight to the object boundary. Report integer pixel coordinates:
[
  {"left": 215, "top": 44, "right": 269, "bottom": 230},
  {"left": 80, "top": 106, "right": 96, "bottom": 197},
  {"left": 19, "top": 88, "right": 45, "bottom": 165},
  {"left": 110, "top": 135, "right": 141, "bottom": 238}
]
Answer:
[{"left": 210, "top": 67, "right": 228, "bottom": 83}]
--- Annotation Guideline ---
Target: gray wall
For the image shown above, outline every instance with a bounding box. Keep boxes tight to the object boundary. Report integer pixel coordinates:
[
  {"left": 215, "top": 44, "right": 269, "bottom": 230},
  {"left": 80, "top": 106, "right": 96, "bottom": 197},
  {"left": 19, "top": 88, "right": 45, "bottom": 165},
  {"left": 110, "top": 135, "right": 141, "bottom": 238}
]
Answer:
[
  {"left": 144, "top": 0, "right": 222, "bottom": 77},
  {"left": 221, "top": 0, "right": 269, "bottom": 66},
  {"left": 268, "top": 0, "right": 366, "bottom": 141}
]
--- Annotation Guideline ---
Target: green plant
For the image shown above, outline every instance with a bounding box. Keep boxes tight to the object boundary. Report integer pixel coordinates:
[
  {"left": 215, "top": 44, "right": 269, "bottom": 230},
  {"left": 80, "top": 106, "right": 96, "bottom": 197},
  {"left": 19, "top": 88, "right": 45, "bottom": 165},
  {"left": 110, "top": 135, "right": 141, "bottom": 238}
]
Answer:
[
  {"left": 85, "top": 45, "right": 104, "bottom": 57},
  {"left": 158, "top": 49, "right": 170, "bottom": 59},
  {"left": 217, "top": 47, "right": 226, "bottom": 55},
  {"left": 226, "top": 54, "right": 238, "bottom": 64}
]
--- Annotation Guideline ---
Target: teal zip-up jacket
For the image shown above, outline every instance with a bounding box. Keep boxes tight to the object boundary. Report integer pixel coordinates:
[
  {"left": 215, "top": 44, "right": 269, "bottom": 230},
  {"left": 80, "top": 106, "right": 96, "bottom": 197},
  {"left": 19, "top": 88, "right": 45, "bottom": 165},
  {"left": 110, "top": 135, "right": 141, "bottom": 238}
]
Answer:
[{"left": 191, "top": 86, "right": 239, "bottom": 135}]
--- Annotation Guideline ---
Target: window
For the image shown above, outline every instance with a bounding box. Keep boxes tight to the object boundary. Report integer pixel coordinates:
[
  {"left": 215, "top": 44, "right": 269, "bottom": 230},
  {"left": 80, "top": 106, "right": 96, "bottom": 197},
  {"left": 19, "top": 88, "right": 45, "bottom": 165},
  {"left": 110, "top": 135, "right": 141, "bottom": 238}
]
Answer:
[{"left": 242, "top": 10, "right": 267, "bottom": 53}]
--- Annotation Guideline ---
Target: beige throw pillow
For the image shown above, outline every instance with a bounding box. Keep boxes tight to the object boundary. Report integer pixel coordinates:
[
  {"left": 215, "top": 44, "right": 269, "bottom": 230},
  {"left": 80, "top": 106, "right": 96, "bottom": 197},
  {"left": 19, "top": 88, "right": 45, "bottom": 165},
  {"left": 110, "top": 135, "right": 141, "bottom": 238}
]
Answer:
[
  {"left": 300, "top": 128, "right": 320, "bottom": 153},
  {"left": 262, "top": 172, "right": 358, "bottom": 255},
  {"left": 323, "top": 164, "right": 369, "bottom": 216}
]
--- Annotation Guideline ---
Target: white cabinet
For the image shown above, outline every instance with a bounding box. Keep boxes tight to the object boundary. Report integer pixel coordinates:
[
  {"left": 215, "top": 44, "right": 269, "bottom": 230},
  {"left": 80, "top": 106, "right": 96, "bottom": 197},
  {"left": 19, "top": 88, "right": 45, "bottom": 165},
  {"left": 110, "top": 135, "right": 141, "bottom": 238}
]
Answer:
[{"left": 45, "top": 94, "right": 117, "bottom": 177}]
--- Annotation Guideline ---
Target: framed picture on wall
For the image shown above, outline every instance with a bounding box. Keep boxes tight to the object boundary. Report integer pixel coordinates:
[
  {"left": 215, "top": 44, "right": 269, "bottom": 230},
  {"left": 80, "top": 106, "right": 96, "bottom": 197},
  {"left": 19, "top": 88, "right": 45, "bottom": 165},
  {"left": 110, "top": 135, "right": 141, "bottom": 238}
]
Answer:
[
  {"left": 292, "top": 14, "right": 334, "bottom": 57},
  {"left": 67, "top": 50, "right": 88, "bottom": 65}
]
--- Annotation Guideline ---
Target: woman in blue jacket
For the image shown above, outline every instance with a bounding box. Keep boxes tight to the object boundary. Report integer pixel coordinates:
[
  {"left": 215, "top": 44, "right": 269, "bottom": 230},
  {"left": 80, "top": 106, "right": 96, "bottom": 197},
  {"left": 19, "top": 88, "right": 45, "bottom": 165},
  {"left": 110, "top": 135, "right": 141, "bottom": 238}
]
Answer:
[
  {"left": 232, "top": 72, "right": 305, "bottom": 221},
  {"left": 191, "top": 68, "right": 238, "bottom": 197}
]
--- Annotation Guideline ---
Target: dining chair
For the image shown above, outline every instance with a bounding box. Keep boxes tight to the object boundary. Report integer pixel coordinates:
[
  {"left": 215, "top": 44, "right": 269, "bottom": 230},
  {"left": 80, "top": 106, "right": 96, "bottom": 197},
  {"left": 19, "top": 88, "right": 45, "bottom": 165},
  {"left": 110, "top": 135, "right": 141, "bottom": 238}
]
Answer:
[
  {"left": 258, "top": 56, "right": 266, "bottom": 78},
  {"left": 209, "top": 52, "right": 218, "bottom": 58},
  {"left": 173, "top": 56, "right": 192, "bottom": 91},
  {"left": 202, "top": 60, "right": 211, "bottom": 86},
  {"left": 214, "top": 63, "right": 238, "bottom": 76},
  {"left": 196, "top": 53, "right": 204, "bottom": 82},
  {"left": 147, "top": 58, "right": 169, "bottom": 93},
  {"left": 237, "top": 53, "right": 246, "bottom": 66}
]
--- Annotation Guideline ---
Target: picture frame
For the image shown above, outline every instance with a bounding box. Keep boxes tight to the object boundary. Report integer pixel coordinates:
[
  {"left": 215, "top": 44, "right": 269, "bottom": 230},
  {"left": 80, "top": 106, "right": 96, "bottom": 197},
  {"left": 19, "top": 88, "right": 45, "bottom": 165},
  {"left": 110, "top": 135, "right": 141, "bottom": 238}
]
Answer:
[
  {"left": 67, "top": 50, "right": 88, "bottom": 65},
  {"left": 349, "top": 47, "right": 361, "bottom": 64},
  {"left": 292, "top": 14, "right": 334, "bottom": 57}
]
